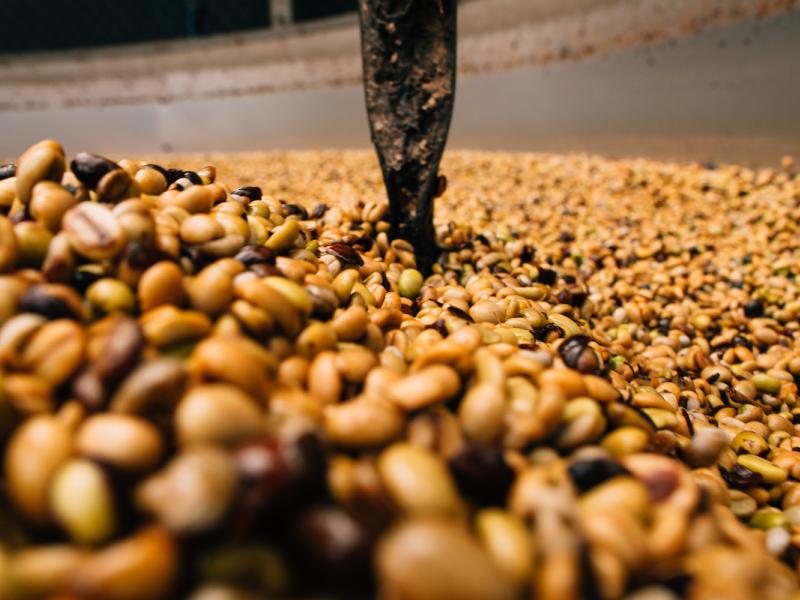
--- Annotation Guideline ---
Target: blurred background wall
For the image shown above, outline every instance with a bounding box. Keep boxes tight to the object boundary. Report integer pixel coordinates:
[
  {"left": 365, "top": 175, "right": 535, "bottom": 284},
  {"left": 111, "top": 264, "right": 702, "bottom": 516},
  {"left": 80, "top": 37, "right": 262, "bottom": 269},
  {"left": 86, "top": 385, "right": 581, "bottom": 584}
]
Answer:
[
  {"left": 0, "top": 0, "right": 361, "bottom": 53},
  {"left": 0, "top": 0, "right": 798, "bottom": 164}
]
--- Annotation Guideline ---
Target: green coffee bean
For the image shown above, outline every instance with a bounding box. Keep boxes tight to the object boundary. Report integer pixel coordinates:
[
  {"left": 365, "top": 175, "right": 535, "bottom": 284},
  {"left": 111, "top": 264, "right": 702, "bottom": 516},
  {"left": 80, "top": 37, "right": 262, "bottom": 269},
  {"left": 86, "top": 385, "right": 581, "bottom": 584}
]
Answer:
[
  {"left": 87, "top": 278, "right": 136, "bottom": 315},
  {"left": 398, "top": 268, "right": 423, "bottom": 299}
]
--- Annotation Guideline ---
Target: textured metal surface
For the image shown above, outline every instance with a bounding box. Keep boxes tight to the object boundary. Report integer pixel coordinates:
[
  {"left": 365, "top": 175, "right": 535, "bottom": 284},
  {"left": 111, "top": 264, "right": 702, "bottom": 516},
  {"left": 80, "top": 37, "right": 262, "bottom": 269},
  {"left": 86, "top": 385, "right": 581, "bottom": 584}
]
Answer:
[{"left": 359, "top": 0, "right": 457, "bottom": 270}]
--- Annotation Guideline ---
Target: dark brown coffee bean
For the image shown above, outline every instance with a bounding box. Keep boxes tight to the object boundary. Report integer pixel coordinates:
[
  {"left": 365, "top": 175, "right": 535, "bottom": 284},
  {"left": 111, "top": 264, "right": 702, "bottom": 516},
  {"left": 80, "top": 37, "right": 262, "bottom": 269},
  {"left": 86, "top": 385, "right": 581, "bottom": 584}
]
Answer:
[
  {"left": 232, "top": 186, "right": 262, "bottom": 201},
  {"left": 744, "top": 298, "right": 765, "bottom": 318},
  {"left": 234, "top": 245, "right": 275, "bottom": 267},
  {"left": 232, "top": 432, "right": 326, "bottom": 533},
  {"left": 71, "top": 264, "right": 107, "bottom": 292},
  {"left": 142, "top": 163, "right": 168, "bottom": 178},
  {"left": 537, "top": 267, "right": 557, "bottom": 285},
  {"left": 567, "top": 457, "right": 630, "bottom": 493},
  {"left": 182, "top": 171, "right": 203, "bottom": 185},
  {"left": 326, "top": 242, "right": 363, "bottom": 267},
  {"left": 72, "top": 368, "right": 106, "bottom": 411},
  {"left": 292, "top": 506, "right": 373, "bottom": 586},
  {"left": 448, "top": 444, "right": 514, "bottom": 506},
  {"left": 447, "top": 305, "right": 473, "bottom": 321},
  {"left": 0, "top": 164, "right": 15, "bottom": 181},
  {"left": 310, "top": 203, "right": 328, "bottom": 219},
  {"left": 70, "top": 152, "right": 119, "bottom": 189},
  {"left": 559, "top": 335, "right": 599, "bottom": 374},
  {"left": 93, "top": 316, "right": 145, "bottom": 386},
  {"left": 164, "top": 168, "right": 184, "bottom": 184},
  {"left": 96, "top": 169, "right": 132, "bottom": 202},
  {"left": 20, "top": 283, "right": 83, "bottom": 320},
  {"left": 720, "top": 464, "right": 764, "bottom": 489},
  {"left": 283, "top": 203, "right": 308, "bottom": 219}
]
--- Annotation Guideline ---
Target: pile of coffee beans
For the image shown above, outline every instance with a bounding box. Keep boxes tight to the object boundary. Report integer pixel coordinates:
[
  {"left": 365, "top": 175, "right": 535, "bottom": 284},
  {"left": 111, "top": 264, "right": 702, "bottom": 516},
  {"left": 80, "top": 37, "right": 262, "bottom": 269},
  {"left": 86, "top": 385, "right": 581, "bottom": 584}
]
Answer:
[{"left": 0, "top": 141, "right": 799, "bottom": 599}]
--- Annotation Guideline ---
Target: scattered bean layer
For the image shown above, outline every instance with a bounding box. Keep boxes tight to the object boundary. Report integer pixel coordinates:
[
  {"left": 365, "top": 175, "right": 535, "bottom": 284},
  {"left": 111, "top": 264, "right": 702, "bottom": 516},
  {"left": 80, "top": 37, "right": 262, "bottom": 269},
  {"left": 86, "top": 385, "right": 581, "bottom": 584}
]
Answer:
[{"left": 1, "top": 143, "right": 800, "bottom": 600}]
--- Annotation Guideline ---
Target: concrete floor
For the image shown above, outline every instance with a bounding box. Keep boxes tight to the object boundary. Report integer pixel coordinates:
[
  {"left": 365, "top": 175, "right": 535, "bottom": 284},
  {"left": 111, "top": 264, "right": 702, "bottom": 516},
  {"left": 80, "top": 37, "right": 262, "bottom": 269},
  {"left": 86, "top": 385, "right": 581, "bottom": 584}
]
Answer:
[{"left": 1, "top": 8, "right": 798, "bottom": 165}]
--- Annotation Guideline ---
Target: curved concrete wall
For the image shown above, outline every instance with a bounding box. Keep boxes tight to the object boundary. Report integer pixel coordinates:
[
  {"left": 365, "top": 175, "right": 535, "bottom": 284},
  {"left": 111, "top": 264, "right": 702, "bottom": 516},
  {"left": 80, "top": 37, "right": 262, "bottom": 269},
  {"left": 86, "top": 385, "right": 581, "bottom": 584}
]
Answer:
[{"left": 0, "top": 0, "right": 798, "bottom": 163}]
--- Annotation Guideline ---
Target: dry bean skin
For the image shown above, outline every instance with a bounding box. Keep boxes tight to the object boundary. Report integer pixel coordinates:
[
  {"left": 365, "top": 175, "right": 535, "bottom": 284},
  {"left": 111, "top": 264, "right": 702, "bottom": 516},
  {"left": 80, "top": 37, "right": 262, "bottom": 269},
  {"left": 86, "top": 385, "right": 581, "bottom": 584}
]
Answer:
[{"left": 1, "top": 142, "right": 800, "bottom": 598}]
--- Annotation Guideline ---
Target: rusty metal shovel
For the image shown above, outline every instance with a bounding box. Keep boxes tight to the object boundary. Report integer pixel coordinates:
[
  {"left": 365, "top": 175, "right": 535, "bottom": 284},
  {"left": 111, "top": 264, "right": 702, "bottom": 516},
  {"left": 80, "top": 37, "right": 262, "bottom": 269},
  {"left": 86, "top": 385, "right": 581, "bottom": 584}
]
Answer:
[{"left": 358, "top": 0, "right": 457, "bottom": 273}]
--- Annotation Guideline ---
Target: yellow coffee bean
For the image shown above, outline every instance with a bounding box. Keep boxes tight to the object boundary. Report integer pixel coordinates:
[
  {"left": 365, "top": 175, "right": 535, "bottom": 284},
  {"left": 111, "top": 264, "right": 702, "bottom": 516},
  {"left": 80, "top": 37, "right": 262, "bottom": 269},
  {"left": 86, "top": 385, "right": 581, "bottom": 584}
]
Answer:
[
  {"left": 265, "top": 219, "right": 300, "bottom": 251},
  {"left": 736, "top": 454, "right": 788, "bottom": 485},
  {"left": 75, "top": 414, "right": 164, "bottom": 472},
  {"left": 389, "top": 365, "right": 461, "bottom": 411},
  {"left": 173, "top": 186, "right": 213, "bottom": 214},
  {"left": 601, "top": 426, "right": 650, "bottom": 456},
  {"left": 376, "top": 518, "right": 516, "bottom": 600},
  {"left": 187, "top": 264, "right": 234, "bottom": 316},
  {"left": 50, "top": 458, "right": 116, "bottom": 544},
  {"left": 475, "top": 509, "right": 534, "bottom": 584},
  {"left": 398, "top": 268, "right": 424, "bottom": 299},
  {"left": 378, "top": 442, "right": 462, "bottom": 515},
  {"left": 262, "top": 276, "right": 312, "bottom": 315},
  {"left": 22, "top": 319, "right": 86, "bottom": 387},
  {"left": 175, "top": 384, "right": 264, "bottom": 446},
  {"left": 134, "top": 167, "right": 167, "bottom": 195},
  {"left": 295, "top": 321, "right": 338, "bottom": 357},
  {"left": 69, "top": 526, "right": 178, "bottom": 600},
  {"left": 459, "top": 382, "right": 506, "bottom": 444},
  {"left": 189, "top": 334, "right": 274, "bottom": 399},
  {"left": 138, "top": 261, "right": 185, "bottom": 311},
  {"left": 87, "top": 278, "right": 136, "bottom": 315},
  {"left": 30, "top": 181, "right": 77, "bottom": 232},
  {"left": 62, "top": 202, "right": 126, "bottom": 261},
  {"left": 140, "top": 306, "right": 211, "bottom": 347},
  {"left": 324, "top": 398, "right": 404, "bottom": 448},
  {"left": 16, "top": 140, "right": 66, "bottom": 205},
  {"left": 0, "top": 215, "right": 19, "bottom": 273},
  {"left": 579, "top": 476, "right": 650, "bottom": 521},
  {"left": 4, "top": 414, "right": 73, "bottom": 523}
]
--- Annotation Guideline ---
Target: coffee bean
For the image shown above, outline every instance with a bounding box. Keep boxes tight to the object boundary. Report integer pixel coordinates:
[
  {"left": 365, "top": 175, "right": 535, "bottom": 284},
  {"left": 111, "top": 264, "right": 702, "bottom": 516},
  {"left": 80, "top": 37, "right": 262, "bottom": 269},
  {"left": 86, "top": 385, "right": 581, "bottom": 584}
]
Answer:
[
  {"left": 0, "top": 163, "right": 16, "bottom": 181},
  {"left": 292, "top": 506, "right": 373, "bottom": 585},
  {"left": 62, "top": 202, "right": 126, "bottom": 261},
  {"left": 537, "top": 267, "right": 557, "bottom": 285},
  {"left": 20, "top": 283, "right": 83, "bottom": 320},
  {"left": 234, "top": 244, "right": 275, "bottom": 267},
  {"left": 449, "top": 444, "right": 515, "bottom": 506},
  {"left": 559, "top": 335, "right": 600, "bottom": 374},
  {"left": 70, "top": 152, "right": 119, "bottom": 189},
  {"left": 567, "top": 457, "right": 630, "bottom": 493},
  {"left": 326, "top": 242, "right": 363, "bottom": 267},
  {"left": 744, "top": 298, "right": 765, "bottom": 318}
]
